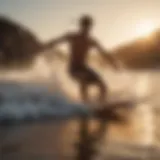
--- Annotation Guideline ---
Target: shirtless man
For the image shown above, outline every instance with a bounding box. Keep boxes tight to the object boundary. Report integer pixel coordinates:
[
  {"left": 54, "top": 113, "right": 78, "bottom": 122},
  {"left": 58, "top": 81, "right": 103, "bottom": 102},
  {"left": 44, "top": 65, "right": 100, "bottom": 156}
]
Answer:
[{"left": 48, "top": 15, "right": 120, "bottom": 102}]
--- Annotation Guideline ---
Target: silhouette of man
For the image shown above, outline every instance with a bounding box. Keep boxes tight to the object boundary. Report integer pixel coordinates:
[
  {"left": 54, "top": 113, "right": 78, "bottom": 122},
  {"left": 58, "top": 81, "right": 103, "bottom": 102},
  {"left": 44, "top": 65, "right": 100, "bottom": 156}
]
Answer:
[{"left": 48, "top": 15, "right": 120, "bottom": 102}]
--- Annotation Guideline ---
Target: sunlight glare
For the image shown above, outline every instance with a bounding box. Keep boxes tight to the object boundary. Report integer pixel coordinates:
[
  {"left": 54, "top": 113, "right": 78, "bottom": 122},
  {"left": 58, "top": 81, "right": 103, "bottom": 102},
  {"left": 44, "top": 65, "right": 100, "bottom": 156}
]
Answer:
[{"left": 135, "top": 20, "right": 157, "bottom": 37}]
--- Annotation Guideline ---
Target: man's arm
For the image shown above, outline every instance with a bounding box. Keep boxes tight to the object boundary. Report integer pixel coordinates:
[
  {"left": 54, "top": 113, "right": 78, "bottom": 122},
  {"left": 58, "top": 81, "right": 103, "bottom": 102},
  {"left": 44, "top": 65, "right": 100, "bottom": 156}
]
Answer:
[
  {"left": 92, "top": 40, "right": 119, "bottom": 69},
  {"left": 44, "top": 33, "right": 71, "bottom": 50}
]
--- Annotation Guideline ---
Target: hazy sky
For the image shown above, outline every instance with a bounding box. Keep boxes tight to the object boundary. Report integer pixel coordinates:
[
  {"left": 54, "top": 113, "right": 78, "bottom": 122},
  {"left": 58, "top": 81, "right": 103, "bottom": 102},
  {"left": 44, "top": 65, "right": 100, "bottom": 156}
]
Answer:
[{"left": 0, "top": 0, "right": 160, "bottom": 49}]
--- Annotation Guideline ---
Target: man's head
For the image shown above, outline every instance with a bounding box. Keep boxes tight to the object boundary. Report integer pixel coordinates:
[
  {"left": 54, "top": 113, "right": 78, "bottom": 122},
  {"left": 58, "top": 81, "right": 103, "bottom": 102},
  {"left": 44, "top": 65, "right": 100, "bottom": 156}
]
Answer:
[{"left": 79, "top": 15, "right": 93, "bottom": 34}]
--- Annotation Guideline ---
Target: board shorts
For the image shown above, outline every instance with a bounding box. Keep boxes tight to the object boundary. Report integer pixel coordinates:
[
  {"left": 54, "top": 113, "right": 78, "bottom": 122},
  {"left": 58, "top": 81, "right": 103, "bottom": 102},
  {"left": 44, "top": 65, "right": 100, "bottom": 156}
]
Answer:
[{"left": 69, "top": 65, "right": 100, "bottom": 84}]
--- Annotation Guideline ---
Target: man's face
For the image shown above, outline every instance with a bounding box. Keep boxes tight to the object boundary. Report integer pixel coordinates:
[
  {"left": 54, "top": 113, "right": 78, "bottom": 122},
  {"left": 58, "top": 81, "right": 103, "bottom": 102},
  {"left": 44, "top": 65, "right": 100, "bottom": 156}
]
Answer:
[{"left": 81, "top": 24, "right": 92, "bottom": 34}]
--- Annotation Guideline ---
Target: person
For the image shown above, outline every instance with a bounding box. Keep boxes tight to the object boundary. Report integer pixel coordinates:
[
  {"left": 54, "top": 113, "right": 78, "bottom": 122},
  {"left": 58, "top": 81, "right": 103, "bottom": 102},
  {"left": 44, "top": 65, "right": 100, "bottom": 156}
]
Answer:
[{"left": 48, "top": 15, "right": 120, "bottom": 103}]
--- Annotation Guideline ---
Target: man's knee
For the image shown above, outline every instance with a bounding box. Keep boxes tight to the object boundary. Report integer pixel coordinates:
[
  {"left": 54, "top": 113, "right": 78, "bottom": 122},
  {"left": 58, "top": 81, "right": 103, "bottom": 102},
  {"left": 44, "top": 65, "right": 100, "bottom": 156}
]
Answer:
[{"left": 95, "top": 80, "right": 106, "bottom": 91}]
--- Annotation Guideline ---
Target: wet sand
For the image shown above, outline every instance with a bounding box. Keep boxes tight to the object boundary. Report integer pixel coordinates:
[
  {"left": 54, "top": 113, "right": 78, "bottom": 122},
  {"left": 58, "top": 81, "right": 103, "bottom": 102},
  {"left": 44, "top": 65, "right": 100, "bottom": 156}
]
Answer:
[{"left": 1, "top": 114, "right": 160, "bottom": 160}]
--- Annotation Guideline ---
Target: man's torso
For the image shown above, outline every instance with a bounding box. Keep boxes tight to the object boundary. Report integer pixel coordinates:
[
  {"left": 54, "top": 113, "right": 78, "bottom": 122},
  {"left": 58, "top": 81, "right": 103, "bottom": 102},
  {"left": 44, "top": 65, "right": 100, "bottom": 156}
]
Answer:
[{"left": 68, "top": 33, "right": 94, "bottom": 67}]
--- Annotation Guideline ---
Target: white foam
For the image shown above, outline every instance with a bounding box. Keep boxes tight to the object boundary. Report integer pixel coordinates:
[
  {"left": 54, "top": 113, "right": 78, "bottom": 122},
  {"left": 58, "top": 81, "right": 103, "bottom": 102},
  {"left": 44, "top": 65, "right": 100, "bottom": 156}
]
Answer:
[{"left": 0, "top": 83, "right": 88, "bottom": 123}]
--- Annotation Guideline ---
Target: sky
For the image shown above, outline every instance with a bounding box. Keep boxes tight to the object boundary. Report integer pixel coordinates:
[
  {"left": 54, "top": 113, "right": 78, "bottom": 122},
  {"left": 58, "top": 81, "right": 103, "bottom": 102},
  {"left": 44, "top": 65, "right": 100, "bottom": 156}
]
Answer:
[{"left": 0, "top": 0, "right": 160, "bottom": 49}]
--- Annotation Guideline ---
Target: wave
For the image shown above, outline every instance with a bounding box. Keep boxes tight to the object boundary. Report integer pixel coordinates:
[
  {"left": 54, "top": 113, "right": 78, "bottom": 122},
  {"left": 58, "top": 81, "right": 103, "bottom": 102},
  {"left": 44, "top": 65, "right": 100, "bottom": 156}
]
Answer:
[{"left": 0, "top": 81, "right": 89, "bottom": 125}]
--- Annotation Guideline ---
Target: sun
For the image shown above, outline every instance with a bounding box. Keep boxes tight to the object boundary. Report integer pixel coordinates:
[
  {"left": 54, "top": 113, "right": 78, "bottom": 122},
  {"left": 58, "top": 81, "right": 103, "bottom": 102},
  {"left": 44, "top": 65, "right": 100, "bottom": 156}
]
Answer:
[{"left": 135, "top": 20, "right": 157, "bottom": 37}]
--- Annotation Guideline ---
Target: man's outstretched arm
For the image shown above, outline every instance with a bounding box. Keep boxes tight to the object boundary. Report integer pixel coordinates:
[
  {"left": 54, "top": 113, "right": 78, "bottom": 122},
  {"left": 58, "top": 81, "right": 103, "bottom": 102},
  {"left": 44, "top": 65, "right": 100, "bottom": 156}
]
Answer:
[
  {"left": 44, "top": 33, "right": 70, "bottom": 50},
  {"left": 92, "top": 40, "right": 120, "bottom": 69}
]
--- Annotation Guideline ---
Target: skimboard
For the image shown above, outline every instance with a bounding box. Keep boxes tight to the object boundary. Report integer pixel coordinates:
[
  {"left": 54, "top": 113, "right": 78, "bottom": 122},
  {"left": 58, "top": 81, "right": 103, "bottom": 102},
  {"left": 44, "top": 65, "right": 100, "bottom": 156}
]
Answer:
[{"left": 86, "top": 97, "right": 146, "bottom": 122}]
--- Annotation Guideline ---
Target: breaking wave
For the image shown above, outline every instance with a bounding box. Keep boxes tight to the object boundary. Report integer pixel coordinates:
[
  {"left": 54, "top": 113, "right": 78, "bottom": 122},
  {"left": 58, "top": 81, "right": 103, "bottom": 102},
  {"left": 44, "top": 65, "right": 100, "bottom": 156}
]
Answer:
[{"left": 0, "top": 82, "right": 89, "bottom": 125}]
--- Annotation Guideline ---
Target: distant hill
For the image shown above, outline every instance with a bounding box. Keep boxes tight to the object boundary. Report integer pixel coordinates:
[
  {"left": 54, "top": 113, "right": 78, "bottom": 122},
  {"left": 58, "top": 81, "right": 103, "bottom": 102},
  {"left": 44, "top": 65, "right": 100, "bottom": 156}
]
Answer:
[
  {"left": 114, "top": 30, "right": 160, "bottom": 70},
  {"left": 0, "top": 16, "right": 44, "bottom": 69}
]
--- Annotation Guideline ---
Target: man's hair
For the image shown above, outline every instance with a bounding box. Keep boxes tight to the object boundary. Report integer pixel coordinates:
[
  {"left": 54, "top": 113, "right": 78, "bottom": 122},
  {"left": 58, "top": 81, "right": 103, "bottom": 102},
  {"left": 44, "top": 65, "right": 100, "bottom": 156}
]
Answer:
[{"left": 79, "top": 15, "right": 93, "bottom": 27}]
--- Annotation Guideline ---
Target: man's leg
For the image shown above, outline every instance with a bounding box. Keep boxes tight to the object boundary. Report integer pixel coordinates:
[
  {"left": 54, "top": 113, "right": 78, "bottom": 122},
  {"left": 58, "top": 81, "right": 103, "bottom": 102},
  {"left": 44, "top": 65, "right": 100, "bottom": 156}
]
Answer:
[
  {"left": 79, "top": 79, "right": 107, "bottom": 103},
  {"left": 69, "top": 66, "right": 108, "bottom": 103},
  {"left": 87, "top": 68, "right": 108, "bottom": 102},
  {"left": 79, "top": 81, "right": 89, "bottom": 102},
  {"left": 95, "top": 79, "right": 107, "bottom": 102},
  {"left": 79, "top": 67, "right": 108, "bottom": 103},
  {"left": 69, "top": 68, "right": 90, "bottom": 102}
]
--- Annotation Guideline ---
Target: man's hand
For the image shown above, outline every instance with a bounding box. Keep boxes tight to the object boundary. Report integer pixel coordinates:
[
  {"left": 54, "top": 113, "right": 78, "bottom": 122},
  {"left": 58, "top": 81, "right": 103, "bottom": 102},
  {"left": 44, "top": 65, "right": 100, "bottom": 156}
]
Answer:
[
  {"left": 105, "top": 54, "right": 126, "bottom": 71},
  {"left": 116, "top": 59, "right": 126, "bottom": 70},
  {"left": 113, "top": 59, "right": 125, "bottom": 71}
]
